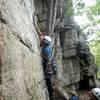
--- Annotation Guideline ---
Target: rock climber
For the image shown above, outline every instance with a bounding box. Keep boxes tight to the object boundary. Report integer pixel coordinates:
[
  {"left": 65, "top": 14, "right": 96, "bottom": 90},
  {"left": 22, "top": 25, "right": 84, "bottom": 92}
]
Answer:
[
  {"left": 34, "top": 24, "right": 54, "bottom": 77},
  {"left": 34, "top": 24, "right": 54, "bottom": 100}
]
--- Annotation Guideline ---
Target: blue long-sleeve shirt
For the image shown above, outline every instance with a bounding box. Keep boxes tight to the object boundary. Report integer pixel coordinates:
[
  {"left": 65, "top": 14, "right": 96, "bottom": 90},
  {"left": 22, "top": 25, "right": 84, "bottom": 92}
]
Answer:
[{"left": 42, "top": 44, "right": 52, "bottom": 61}]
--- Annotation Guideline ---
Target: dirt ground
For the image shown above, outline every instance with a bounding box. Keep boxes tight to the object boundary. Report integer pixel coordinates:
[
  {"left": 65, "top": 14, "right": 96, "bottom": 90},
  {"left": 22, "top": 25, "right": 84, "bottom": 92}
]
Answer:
[
  {"left": 78, "top": 90, "right": 97, "bottom": 100},
  {"left": 78, "top": 79, "right": 100, "bottom": 100}
]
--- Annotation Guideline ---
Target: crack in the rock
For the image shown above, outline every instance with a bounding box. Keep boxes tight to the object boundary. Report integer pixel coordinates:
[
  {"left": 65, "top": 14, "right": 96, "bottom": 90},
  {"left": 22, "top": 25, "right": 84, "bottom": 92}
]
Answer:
[
  {"left": 12, "top": 33, "right": 34, "bottom": 52},
  {"left": 24, "top": 78, "right": 45, "bottom": 100},
  {"left": 0, "top": 11, "right": 7, "bottom": 24},
  {"left": 30, "top": 78, "right": 45, "bottom": 100}
]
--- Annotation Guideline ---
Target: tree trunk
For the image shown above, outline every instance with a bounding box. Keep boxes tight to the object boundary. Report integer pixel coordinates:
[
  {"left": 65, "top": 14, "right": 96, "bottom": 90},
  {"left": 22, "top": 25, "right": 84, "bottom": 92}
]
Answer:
[
  {"left": 51, "top": 0, "right": 58, "bottom": 35},
  {"left": 46, "top": 0, "right": 53, "bottom": 36}
]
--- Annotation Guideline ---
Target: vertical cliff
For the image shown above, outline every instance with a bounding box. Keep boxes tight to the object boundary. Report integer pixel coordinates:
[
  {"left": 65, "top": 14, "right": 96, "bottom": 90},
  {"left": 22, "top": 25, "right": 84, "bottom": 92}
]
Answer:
[
  {"left": 0, "top": 0, "right": 49, "bottom": 100},
  {"left": 0, "top": 0, "right": 97, "bottom": 100}
]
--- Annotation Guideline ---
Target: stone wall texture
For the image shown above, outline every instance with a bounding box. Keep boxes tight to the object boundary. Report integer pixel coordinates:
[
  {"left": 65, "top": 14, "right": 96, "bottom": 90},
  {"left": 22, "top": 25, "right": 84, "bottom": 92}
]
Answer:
[
  {"left": 0, "top": 0, "right": 49, "bottom": 100},
  {"left": 0, "top": 0, "right": 97, "bottom": 100}
]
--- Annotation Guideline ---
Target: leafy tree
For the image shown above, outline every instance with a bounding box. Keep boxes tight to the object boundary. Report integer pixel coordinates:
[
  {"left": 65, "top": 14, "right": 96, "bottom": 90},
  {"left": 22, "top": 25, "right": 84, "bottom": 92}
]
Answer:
[{"left": 74, "top": 0, "right": 100, "bottom": 78}]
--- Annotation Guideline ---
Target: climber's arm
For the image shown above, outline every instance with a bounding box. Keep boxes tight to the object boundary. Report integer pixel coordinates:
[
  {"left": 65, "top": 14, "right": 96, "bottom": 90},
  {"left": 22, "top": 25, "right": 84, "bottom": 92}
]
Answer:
[{"left": 34, "top": 24, "right": 44, "bottom": 40}]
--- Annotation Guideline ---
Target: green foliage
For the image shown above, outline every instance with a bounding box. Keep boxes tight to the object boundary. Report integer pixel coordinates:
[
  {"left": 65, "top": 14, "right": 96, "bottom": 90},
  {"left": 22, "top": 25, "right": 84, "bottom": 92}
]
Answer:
[
  {"left": 97, "top": 19, "right": 100, "bottom": 23},
  {"left": 89, "top": 40, "right": 100, "bottom": 78},
  {"left": 90, "top": 41, "right": 100, "bottom": 64},
  {"left": 74, "top": 0, "right": 85, "bottom": 15},
  {"left": 97, "top": 71, "right": 100, "bottom": 79},
  {"left": 74, "top": 0, "right": 100, "bottom": 78},
  {"left": 89, "top": 2, "right": 100, "bottom": 15},
  {"left": 64, "top": 0, "right": 74, "bottom": 16}
]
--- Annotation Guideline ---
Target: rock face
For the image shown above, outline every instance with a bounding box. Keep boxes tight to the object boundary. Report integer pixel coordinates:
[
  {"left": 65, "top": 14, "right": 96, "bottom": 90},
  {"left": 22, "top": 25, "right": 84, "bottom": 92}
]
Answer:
[
  {"left": 57, "top": 1, "right": 80, "bottom": 93},
  {"left": 0, "top": 0, "right": 98, "bottom": 100},
  {"left": 0, "top": 0, "right": 49, "bottom": 100},
  {"left": 59, "top": 24, "right": 80, "bottom": 86}
]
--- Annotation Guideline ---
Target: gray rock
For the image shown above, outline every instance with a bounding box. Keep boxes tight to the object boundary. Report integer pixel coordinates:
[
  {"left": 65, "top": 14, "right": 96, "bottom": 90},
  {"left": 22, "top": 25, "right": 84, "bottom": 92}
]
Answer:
[{"left": 0, "top": 0, "right": 49, "bottom": 100}]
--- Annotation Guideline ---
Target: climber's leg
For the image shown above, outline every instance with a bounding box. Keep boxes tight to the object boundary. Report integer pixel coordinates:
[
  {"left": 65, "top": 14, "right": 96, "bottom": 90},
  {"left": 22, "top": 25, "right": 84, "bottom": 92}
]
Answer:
[{"left": 46, "top": 77, "right": 53, "bottom": 100}]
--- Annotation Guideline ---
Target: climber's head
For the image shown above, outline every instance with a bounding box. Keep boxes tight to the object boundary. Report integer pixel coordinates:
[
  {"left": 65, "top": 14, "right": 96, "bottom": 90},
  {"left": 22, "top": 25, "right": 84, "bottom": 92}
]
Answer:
[{"left": 43, "top": 36, "right": 52, "bottom": 45}]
